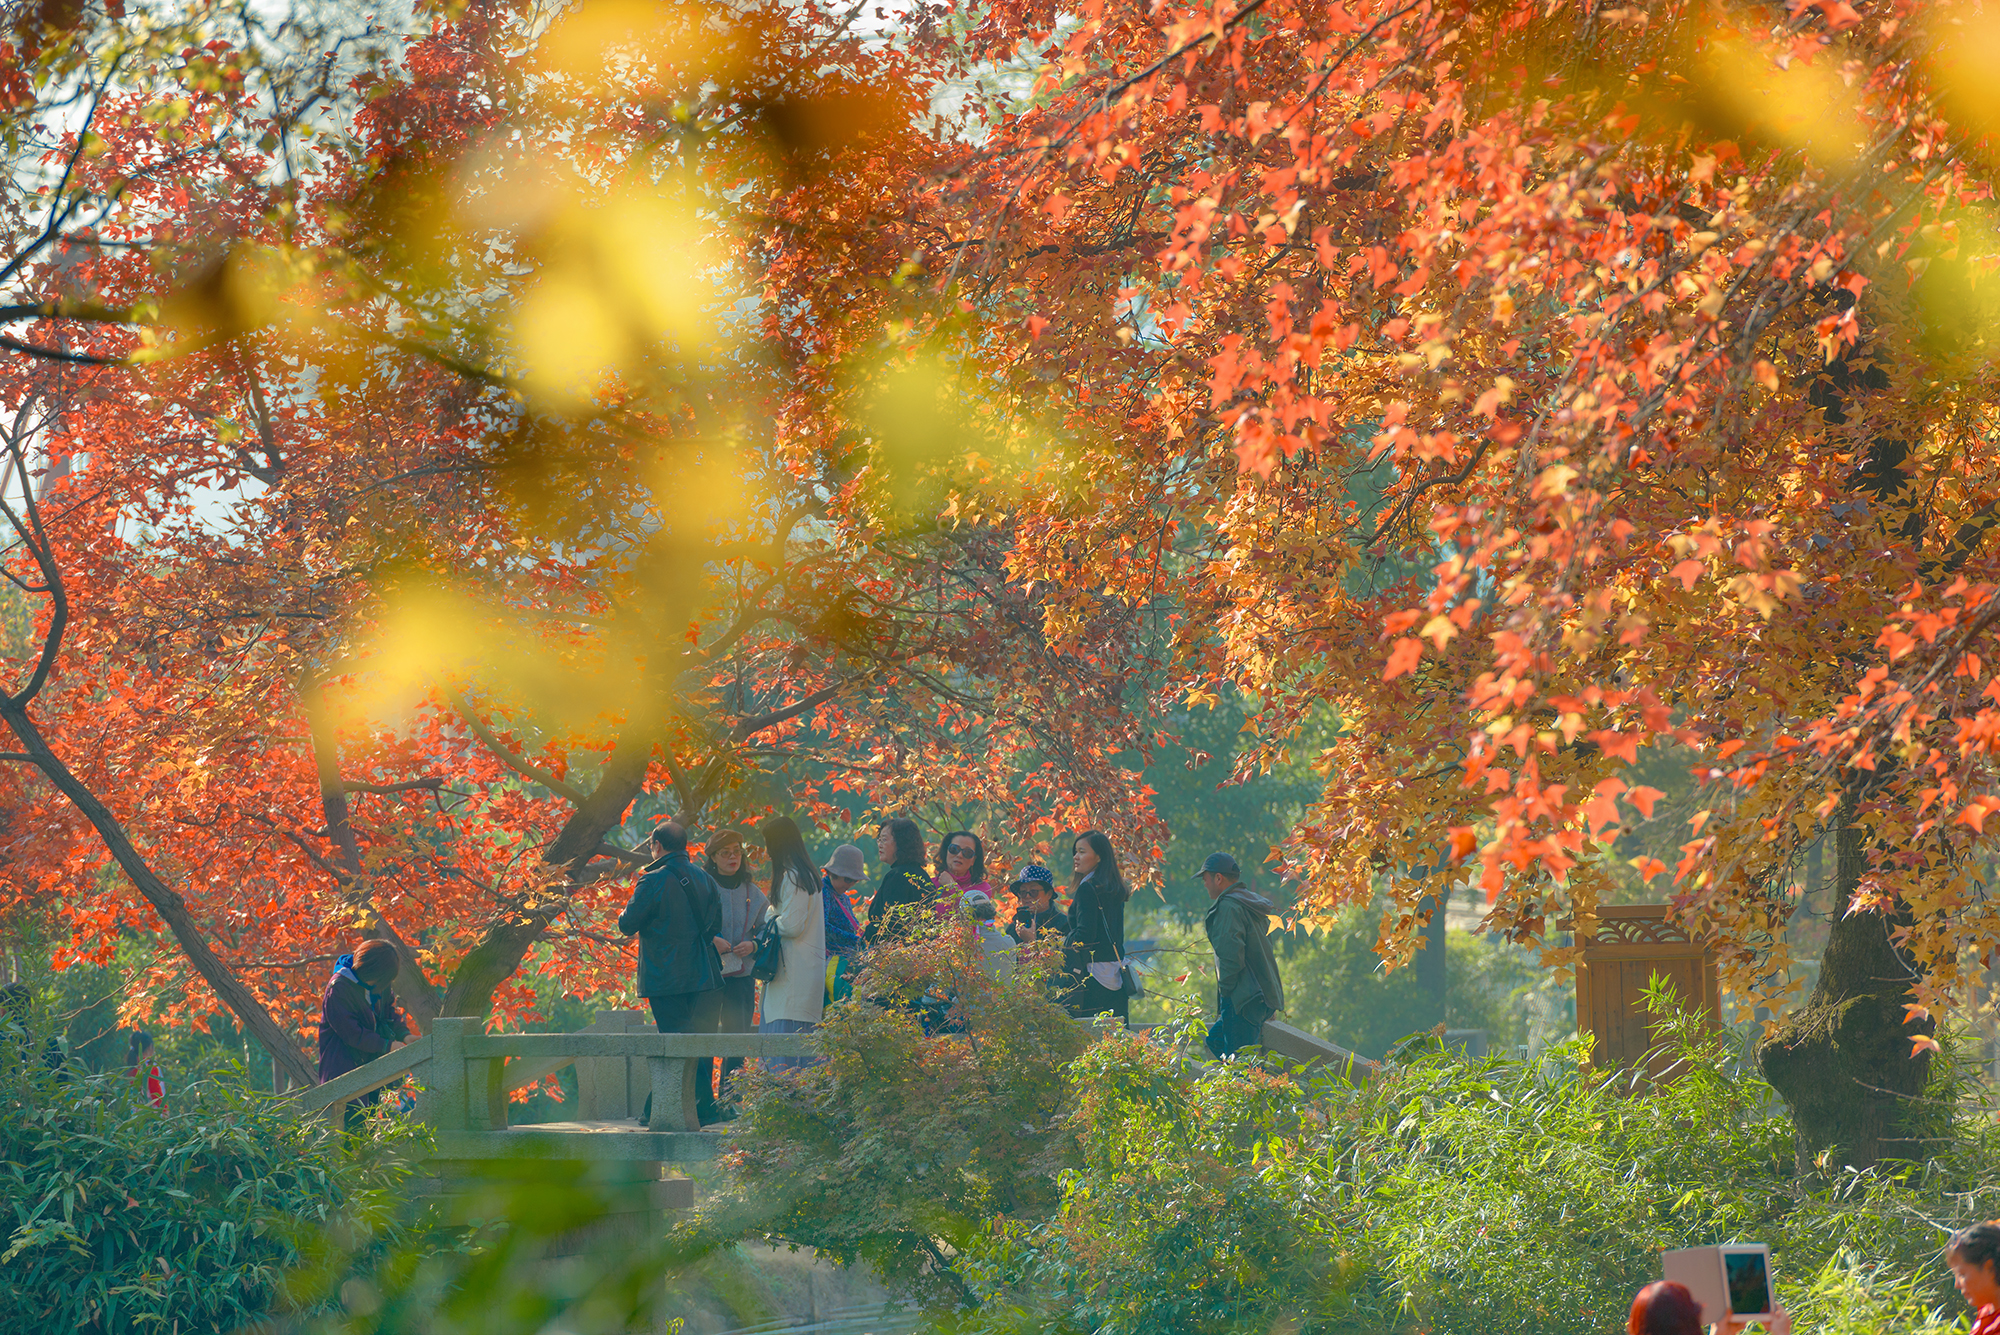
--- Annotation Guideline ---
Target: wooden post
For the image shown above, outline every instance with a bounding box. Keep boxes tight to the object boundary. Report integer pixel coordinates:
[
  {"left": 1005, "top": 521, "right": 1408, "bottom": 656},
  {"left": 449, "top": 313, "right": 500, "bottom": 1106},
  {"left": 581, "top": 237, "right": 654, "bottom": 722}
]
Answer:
[{"left": 1569, "top": 905, "right": 1719, "bottom": 1075}]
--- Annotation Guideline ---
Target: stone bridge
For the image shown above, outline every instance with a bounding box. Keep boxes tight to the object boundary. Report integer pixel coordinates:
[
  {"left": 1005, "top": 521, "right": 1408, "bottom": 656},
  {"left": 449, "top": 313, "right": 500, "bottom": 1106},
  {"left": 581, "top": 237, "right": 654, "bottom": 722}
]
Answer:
[{"left": 288, "top": 1009, "right": 1374, "bottom": 1228}]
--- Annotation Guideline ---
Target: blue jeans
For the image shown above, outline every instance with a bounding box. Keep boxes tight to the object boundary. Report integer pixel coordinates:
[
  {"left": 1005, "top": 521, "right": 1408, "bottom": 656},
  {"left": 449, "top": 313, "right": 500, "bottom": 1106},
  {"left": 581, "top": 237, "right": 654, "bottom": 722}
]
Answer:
[
  {"left": 760, "top": 1017, "right": 816, "bottom": 1072},
  {"left": 1207, "top": 998, "right": 1264, "bottom": 1058}
]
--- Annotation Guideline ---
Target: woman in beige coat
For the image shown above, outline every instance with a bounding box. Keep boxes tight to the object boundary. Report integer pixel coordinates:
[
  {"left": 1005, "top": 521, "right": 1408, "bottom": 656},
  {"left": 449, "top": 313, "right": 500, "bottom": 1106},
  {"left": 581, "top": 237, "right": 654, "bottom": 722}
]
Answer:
[{"left": 758, "top": 816, "right": 825, "bottom": 1069}]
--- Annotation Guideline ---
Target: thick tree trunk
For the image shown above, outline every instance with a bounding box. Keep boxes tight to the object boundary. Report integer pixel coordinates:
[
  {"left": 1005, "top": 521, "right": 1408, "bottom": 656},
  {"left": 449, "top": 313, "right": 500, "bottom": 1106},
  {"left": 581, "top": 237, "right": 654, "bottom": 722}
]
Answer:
[
  {"left": 306, "top": 698, "right": 441, "bottom": 1030},
  {"left": 0, "top": 699, "right": 319, "bottom": 1087},
  {"left": 1758, "top": 819, "right": 1934, "bottom": 1172},
  {"left": 436, "top": 729, "right": 657, "bottom": 1017}
]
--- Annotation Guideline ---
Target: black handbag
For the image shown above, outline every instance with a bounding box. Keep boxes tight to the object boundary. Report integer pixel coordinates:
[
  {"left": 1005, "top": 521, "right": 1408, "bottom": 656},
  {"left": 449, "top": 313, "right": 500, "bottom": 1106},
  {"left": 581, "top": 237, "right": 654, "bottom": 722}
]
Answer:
[
  {"left": 751, "top": 909, "right": 784, "bottom": 982},
  {"left": 1079, "top": 900, "right": 1144, "bottom": 997}
]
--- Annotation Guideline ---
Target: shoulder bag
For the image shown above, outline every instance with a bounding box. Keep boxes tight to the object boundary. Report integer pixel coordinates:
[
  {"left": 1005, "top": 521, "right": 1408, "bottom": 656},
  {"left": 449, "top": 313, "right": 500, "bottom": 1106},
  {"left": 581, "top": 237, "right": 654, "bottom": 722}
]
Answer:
[
  {"left": 751, "top": 880, "right": 787, "bottom": 982},
  {"left": 1086, "top": 903, "right": 1145, "bottom": 997}
]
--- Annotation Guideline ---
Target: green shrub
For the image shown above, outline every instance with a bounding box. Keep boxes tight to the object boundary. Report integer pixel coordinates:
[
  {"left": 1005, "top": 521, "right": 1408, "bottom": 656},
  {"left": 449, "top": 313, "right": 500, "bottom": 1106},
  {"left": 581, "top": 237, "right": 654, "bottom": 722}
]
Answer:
[
  {"left": 954, "top": 1025, "right": 1390, "bottom": 1335},
  {"left": 942, "top": 991, "right": 1995, "bottom": 1335},
  {"left": 0, "top": 1052, "right": 418, "bottom": 1332},
  {"left": 693, "top": 920, "right": 1089, "bottom": 1311}
]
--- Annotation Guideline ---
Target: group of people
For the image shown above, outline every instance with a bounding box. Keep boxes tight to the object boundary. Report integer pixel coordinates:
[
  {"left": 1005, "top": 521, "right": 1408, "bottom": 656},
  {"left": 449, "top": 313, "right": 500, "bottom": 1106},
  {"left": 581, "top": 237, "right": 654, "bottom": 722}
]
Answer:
[
  {"left": 305, "top": 814, "right": 1290, "bottom": 1127},
  {"left": 613, "top": 816, "right": 1291, "bottom": 1125}
]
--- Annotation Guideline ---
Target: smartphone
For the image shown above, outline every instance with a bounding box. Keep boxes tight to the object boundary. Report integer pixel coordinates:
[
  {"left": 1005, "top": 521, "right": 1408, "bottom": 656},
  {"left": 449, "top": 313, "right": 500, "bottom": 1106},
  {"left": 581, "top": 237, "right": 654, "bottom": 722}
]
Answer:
[{"left": 1723, "top": 1247, "right": 1775, "bottom": 1319}]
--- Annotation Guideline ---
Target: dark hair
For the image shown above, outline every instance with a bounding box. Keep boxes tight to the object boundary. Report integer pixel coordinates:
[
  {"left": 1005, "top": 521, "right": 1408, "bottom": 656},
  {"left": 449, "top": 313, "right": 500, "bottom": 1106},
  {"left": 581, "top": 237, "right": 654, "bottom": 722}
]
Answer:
[
  {"left": 881, "top": 817, "right": 926, "bottom": 868},
  {"left": 762, "top": 816, "right": 821, "bottom": 896},
  {"left": 1073, "top": 831, "right": 1131, "bottom": 902},
  {"left": 1950, "top": 1221, "right": 2000, "bottom": 1272},
  {"left": 702, "top": 827, "right": 748, "bottom": 877},
  {"left": 936, "top": 830, "right": 986, "bottom": 883},
  {"left": 651, "top": 822, "right": 688, "bottom": 855},
  {"left": 354, "top": 939, "right": 400, "bottom": 983},
  {"left": 126, "top": 1030, "right": 155, "bottom": 1067},
  {"left": 1628, "top": 1281, "right": 1704, "bottom": 1335}
]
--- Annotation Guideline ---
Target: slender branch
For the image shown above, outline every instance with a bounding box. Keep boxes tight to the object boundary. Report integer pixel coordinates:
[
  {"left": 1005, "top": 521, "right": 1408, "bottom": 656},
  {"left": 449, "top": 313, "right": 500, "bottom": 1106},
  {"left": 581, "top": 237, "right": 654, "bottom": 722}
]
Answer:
[
  {"left": 733, "top": 685, "right": 840, "bottom": 738},
  {"left": 341, "top": 777, "right": 446, "bottom": 795},
  {"left": 0, "top": 335, "right": 124, "bottom": 365},
  {"left": 445, "top": 686, "right": 588, "bottom": 804},
  {"left": 0, "top": 64, "right": 110, "bottom": 290}
]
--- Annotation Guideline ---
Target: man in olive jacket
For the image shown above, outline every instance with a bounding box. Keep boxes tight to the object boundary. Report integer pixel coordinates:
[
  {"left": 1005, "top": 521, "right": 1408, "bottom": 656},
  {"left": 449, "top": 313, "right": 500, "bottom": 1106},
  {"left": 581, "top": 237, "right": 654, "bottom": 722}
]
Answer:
[{"left": 1199, "top": 852, "right": 1285, "bottom": 1058}]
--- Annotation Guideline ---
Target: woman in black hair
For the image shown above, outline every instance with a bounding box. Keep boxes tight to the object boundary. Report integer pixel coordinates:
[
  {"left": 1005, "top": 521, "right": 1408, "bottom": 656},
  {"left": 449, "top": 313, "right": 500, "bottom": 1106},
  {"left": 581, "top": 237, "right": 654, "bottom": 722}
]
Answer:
[
  {"left": 1065, "top": 830, "right": 1131, "bottom": 1023},
  {"left": 701, "top": 828, "right": 766, "bottom": 1117},
  {"left": 1951, "top": 1221, "right": 2000, "bottom": 1335},
  {"left": 758, "top": 816, "right": 825, "bottom": 1070},
  {"left": 864, "top": 816, "right": 933, "bottom": 945}
]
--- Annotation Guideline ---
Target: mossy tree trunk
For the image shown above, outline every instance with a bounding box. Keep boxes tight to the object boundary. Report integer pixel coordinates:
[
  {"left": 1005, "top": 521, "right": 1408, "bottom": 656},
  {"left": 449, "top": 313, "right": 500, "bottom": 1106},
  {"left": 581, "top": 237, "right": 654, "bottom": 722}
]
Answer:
[{"left": 1757, "top": 820, "right": 1935, "bottom": 1172}]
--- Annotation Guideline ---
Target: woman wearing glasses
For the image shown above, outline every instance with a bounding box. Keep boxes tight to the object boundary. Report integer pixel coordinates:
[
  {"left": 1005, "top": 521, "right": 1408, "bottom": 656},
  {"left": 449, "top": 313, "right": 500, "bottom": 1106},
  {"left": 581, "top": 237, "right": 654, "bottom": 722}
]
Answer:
[{"left": 933, "top": 830, "right": 992, "bottom": 917}]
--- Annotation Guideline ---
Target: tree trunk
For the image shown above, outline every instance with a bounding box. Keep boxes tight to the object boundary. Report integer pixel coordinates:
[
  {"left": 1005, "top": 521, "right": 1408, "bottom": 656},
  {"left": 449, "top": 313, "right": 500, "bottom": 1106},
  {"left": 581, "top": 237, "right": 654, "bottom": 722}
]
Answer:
[
  {"left": 0, "top": 698, "right": 319, "bottom": 1087},
  {"left": 436, "top": 730, "right": 656, "bottom": 1017},
  {"left": 1416, "top": 889, "right": 1448, "bottom": 1031},
  {"left": 1758, "top": 819, "right": 1935, "bottom": 1172},
  {"left": 306, "top": 696, "right": 441, "bottom": 1030}
]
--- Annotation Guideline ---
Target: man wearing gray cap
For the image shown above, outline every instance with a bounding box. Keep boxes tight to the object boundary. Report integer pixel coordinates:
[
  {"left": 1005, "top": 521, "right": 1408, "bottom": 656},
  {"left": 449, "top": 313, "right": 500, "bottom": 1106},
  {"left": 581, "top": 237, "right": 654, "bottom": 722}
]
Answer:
[{"left": 1199, "top": 852, "right": 1286, "bottom": 1059}]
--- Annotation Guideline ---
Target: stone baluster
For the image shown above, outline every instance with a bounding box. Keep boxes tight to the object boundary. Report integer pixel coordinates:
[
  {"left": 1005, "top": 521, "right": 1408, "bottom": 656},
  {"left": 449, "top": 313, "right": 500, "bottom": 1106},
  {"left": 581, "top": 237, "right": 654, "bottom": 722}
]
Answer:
[
  {"left": 423, "top": 1016, "right": 477, "bottom": 1134},
  {"left": 645, "top": 1048, "right": 699, "bottom": 1132}
]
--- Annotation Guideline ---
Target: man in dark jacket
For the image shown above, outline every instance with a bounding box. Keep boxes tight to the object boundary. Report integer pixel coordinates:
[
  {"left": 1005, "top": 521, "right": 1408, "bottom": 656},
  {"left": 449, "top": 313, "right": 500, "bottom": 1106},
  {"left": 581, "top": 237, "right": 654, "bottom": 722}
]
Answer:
[
  {"left": 1199, "top": 853, "right": 1285, "bottom": 1058},
  {"left": 317, "top": 939, "right": 411, "bottom": 1127},
  {"left": 619, "top": 822, "right": 725, "bottom": 1120}
]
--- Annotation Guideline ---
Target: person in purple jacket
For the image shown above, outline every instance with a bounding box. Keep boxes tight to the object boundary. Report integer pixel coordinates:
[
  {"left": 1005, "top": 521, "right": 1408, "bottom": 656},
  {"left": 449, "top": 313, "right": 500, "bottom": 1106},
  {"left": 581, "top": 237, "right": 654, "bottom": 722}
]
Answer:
[{"left": 316, "top": 939, "right": 410, "bottom": 1124}]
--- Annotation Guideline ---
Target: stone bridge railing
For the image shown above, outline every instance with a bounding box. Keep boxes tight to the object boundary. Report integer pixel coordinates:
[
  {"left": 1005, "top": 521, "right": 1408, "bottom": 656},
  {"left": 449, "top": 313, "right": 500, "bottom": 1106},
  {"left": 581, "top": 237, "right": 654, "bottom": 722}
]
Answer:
[
  {"left": 286, "top": 1009, "right": 1375, "bottom": 1162},
  {"left": 288, "top": 1010, "right": 812, "bottom": 1162}
]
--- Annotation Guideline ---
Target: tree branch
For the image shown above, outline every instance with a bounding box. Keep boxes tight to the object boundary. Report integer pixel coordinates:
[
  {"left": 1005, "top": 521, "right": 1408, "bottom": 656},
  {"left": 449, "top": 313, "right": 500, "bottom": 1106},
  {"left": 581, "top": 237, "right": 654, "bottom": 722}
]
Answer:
[
  {"left": 445, "top": 686, "right": 588, "bottom": 804},
  {"left": 593, "top": 842, "right": 649, "bottom": 866},
  {"left": 0, "top": 697, "right": 317, "bottom": 1086},
  {"left": 732, "top": 685, "right": 841, "bottom": 738},
  {"left": 341, "top": 777, "right": 446, "bottom": 795}
]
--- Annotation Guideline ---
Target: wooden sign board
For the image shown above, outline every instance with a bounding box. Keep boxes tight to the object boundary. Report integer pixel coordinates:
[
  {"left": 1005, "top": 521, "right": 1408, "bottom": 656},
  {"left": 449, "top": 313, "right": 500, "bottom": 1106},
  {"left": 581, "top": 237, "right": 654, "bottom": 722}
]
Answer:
[{"left": 1568, "top": 905, "right": 1719, "bottom": 1073}]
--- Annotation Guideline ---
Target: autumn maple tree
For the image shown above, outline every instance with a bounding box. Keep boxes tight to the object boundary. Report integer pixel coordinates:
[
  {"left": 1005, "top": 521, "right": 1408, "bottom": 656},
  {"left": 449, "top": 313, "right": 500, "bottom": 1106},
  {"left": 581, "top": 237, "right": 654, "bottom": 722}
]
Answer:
[
  {"left": 19, "top": 0, "right": 2000, "bottom": 1176},
  {"left": 900, "top": 0, "right": 2000, "bottom": 1167},
  {"left": 0, "top": 0, "right": 1161, "bottom": 1080}
]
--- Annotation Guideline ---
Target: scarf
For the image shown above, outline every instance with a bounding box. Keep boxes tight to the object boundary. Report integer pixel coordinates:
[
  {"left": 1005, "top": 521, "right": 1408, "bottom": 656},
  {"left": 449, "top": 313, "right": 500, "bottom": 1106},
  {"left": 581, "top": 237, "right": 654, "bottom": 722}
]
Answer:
[
  {"left": 331, "top": 954, "right": 380, "bottom": 1007},
  {"left": 822, "top": 872, "right": 864, "bottom": 955}
]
